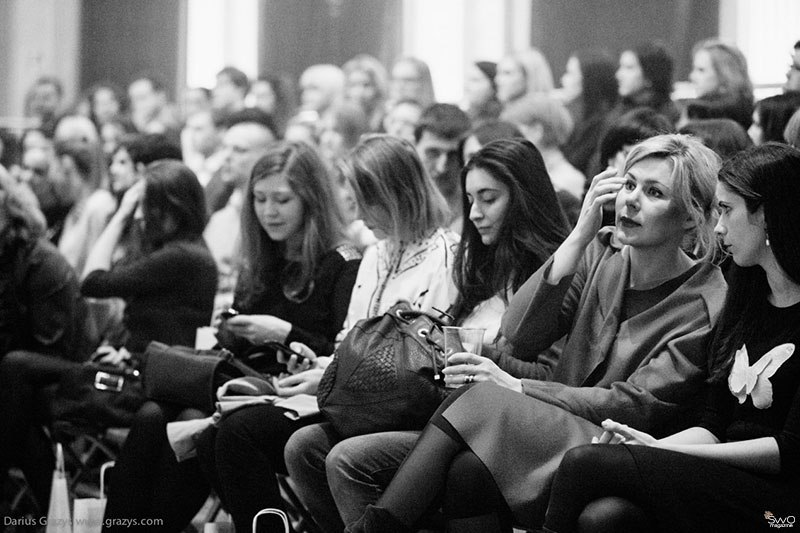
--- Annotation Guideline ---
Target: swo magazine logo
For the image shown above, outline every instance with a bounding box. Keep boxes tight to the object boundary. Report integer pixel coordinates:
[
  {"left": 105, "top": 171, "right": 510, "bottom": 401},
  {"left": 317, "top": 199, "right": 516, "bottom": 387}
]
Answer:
[{"left": 765, "top": 511, "right": 795, "bottom": 528}]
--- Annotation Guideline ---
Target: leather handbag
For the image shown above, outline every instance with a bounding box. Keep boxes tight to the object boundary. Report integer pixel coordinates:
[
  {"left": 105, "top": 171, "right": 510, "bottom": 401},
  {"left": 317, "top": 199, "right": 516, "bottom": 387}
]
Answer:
[
  {"left": 142, "top": 341, "right": 263, "bottom": 414},
  {"left": 51, "top": 360, "right": 145, "bottom": 427},
  {"left": 317, "top": 301, "right": 450, "bottom": 438}
]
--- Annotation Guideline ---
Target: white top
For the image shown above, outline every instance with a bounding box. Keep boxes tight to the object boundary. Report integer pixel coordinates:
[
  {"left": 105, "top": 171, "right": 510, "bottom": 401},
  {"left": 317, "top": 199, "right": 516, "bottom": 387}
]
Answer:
[
  {"left": 59, "top": 188, "right": 117, "bottom": 275},
  {"left": 336, "top": 227, "right": 460, "bottom": 346}
]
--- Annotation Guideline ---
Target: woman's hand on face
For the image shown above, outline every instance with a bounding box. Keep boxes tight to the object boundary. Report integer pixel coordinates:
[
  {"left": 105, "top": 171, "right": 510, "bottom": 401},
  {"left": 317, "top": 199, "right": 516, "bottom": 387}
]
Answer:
[
  {"left": 224, "top": 314, "right": 292, "bottom": 345},
  {"left": 591, "top": 419, "right": 657, "bottom": 446},
  {"left": 275, "top": 367, "right": 324, "bottom": 397},
  {"left": 573, "top": 168, "right": 626, "bottom": 243},
  {"left": 116, "top": 180, "right": 145, "bottom": 219},
  {"left": 443, "top": 352, "right": 523, "bottom": 393}
]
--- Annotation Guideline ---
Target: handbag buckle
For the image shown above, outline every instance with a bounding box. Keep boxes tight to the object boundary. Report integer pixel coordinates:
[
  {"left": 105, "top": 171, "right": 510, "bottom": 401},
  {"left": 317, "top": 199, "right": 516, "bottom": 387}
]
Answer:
[{"left": 95, "top": 371, "right": 124, "bottom": 392}]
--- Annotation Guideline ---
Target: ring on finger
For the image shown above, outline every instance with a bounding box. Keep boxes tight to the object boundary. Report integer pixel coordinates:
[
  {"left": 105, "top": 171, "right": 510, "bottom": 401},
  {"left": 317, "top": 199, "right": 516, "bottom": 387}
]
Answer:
[{"left": 464, "top": 374, "right": 475, "bottom": 384}]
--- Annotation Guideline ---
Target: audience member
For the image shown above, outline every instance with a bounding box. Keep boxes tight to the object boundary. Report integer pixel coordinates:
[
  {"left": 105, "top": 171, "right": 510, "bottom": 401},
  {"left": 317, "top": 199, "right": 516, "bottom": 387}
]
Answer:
[
  {"left": 54, "top": 140, "right": 117, "bottom": 275},
  {"left": 345, "top": 134, "right": 726, "bottom": 532},
  {"left": 127, "top": 74, "right": 181, "bottom": 140},
  {"left": 182, "top": 109, "right": 224, "bottom": 187},
  {"left": 297, "top": 64, "right": 346, "bottom": 126},
  {"left": 86, "top": 82, "right": 128, "bottom": 132},
  {"left": 559, "top": 49, "right": 619, "bottom": 177},
  {"left": 682, "top": 39, "right": 754, "bottom": 129},
  {"left": 496, "top": 49, "right": 554, "bottom": 110},
  {"left": 502, "top": 94, "right": 585, "bottom": 199},
  {"left": 192, "top": 134, "right": 457, "bottom": 531},
  {"left": 248, "top": 74, "right": 296, "bottom": 137},
  {"left": 203, "top": 109, "right": 277, "bottom": 315},
  {"left": 0, "top": 167, "right": 90, "bottom": 512},
  {"left": 678, "top": 118, "right": 752, "bottom": 160},
  {"left": 749, "top": 92, "right": 800, "bottom": 145},
  {"left": 785, "top": 39, "right": 800, "bottom": 93},
  {"left": 181, "top": 86, "right": 213, "bottom": 121},
  {"left": 388, "top": 57, "right": 436, "bottom": 109},
  {"left": 414, "top": 103, "right": 471, "bottom": 233},
  {"left": 461, "top": 119, "right": 524, "bottom": 162},
  {"left": 462, "top": 61, "right": 502, "bottom": 126},
  {"left": 285, "top": 138, "right": 571, "bottom": 531},
  {"left": 784, "top": 107, "right": 800, "bottom": 147},
  {"left": 599, "top": 107, "right": 676, "bottom": 173},
  {"left": 343, "top": 54, "right": 389, "bottom": 133},
  {"left": 383, "top": 98, "right": 423, "bottom": 144},
  {"left": 614, "top": 42, "right": 679, "bottom": 124},
  {"left": 544, "top": 143, "right": 800, "bottom": 533},
  {"left": 212, "top": 66, "right": 250, "bottom": 119},
  {"left": 318, "top": 102, "right": 370, "bottom": 168},
  {"left": 24, "top": 76, "right": 65, "bottom": 136},
  {"left": 103, "top": 141, "right": 361, "bottom": 532}
]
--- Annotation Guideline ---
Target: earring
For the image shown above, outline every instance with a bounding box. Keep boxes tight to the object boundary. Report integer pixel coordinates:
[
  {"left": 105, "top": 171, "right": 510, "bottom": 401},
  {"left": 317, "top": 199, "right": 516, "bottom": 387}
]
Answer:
[{"left": 765, "top": 230, "right": 770, "bottom": 247}]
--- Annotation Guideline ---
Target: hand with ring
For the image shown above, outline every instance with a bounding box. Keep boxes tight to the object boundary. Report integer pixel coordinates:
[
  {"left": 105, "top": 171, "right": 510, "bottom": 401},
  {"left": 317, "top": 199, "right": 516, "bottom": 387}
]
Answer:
[
  {"left": 464, "top": 374, "right": 475, "bottom": 384},
  {"left": 443, "top": 352, "right": 523, "bottom": 393}
]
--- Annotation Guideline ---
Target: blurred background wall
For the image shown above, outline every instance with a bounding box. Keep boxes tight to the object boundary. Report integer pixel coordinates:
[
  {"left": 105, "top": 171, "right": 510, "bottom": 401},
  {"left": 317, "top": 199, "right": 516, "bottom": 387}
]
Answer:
[{"left": 1, "top": 0, "right": 798, "bottom": 120}]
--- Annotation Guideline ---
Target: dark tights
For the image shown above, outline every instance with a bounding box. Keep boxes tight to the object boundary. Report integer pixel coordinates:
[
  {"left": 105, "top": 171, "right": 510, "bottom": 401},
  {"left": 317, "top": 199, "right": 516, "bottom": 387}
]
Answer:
[
  {"left": 103, "top": 401, "right": 209, "bottom": 532},
  {"left": 0, "top": 350, "right": 78, "bottom": 510},
  {"left": 544, "top": 445, "right": 652, "bottom": 533},
  {"left": 364, "top": 385, "right": 512, "bottom": 532}
]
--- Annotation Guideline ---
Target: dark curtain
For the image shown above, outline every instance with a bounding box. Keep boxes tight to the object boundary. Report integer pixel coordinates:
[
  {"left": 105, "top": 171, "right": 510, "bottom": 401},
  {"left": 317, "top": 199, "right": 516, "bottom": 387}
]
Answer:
[
  {"left": 257, "top": 0, "right": 402, "bottom": 84},
  {"left": 80, "top": 0, "right": 181, "bottom": 99},
  {"left": 530, "top": 0, "right": 719, "bottom": 81}
]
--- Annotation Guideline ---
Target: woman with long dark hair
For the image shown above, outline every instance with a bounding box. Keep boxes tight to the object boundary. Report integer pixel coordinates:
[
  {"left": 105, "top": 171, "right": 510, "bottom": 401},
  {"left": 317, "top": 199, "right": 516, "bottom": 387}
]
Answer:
[
  {"left": 614, "top": 42, "right": 678, "bottom": 124},
  {"left": 285, "top": 138, "right": 571, "bottom": 532},
  {"left": 545, "top": 143, "right": 800, "bottom": 532}
]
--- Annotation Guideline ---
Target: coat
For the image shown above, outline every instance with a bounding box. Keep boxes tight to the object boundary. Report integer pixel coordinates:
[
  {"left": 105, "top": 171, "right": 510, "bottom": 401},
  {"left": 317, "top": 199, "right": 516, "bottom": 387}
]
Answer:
[{"left": 442, "top": 229, "right": 727, "bottom": 526}]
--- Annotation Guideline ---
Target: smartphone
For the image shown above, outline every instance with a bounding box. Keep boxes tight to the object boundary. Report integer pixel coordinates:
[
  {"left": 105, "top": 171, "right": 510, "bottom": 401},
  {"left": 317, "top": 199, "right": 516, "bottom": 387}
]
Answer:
[
  {"left": 220, "top": 308, "right": 239, "bottom": 320},
  {"left": 265, "top": 341, "right": 308, "bottom": 361}
]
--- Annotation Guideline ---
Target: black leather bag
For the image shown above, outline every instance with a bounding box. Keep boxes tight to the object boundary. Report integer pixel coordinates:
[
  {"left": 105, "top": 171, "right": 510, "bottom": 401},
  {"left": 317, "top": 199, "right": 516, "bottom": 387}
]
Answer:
[
  {"left": 142, "top": 341, "right": 264, "bottom": 413},
  {"left": 317, "top": 301, "right": 450, "bottom": 438},
  {"left": 52, "top": 361, "right": 145, "bottom": 427}
]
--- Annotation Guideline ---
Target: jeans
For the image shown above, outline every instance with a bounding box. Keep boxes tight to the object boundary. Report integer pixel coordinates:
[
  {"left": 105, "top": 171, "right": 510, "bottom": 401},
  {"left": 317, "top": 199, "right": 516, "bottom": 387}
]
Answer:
[{"left": 284, "top": 422, "right": 419, "bottom": 531}]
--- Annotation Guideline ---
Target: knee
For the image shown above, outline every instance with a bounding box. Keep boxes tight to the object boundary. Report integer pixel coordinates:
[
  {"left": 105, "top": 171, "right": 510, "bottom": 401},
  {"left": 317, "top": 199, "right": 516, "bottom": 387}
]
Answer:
[
  {"left": 559, "top": 445, "right": 611, "bottom": 480},
  {"left": 285, "top": 425, "right": 327, "bottom": 475},
  {"left": 134, "top": 400, "right": 168, "bottom": 426},
  {"left": 578, "top": 497, "right": 649, "bottom": 533}
]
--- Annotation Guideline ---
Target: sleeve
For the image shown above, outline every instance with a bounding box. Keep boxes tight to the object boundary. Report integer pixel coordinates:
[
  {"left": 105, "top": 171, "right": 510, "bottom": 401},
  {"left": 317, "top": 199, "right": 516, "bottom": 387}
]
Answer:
[
  {"left": 82, "top": 244, "right": 193, "bottom": 298},
  {"left": 486, "top": 336, "right": 559, "bottom": 381},
  {"left": 23, "top": 246, "right": 83, "bottom": 358},
  {"left": 518, "top": 319, "right": 713, "bottom": 436},
  {"left": 775, "top": 384, "right": 800, "bottom": 478},
  {"left": 501, "top": 234, "right": 607, "bottom": 358},
  {"left": 286, "top": 254, "right": 361, "bottom": 356}
]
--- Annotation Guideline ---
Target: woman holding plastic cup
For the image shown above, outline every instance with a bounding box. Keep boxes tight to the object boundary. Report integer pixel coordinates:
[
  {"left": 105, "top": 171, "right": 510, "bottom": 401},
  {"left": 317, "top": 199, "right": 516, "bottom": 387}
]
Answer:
[
  {"left": 285, "top": 138, "right": 571, "bottom": 531},
  {"left": 346, "top": 134, "right": 728, "bottom": 532}
]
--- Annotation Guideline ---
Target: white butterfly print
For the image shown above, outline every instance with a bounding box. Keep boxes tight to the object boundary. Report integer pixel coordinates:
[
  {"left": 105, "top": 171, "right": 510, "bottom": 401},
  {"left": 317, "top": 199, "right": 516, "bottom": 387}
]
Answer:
[{"left": 728, "top": 343, "right": 795, "bottom": 409}]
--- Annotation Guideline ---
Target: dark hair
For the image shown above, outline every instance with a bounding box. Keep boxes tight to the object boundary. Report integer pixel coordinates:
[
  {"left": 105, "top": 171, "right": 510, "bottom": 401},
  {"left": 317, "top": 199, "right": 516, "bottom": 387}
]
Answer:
[
  {"left": 683, "top": 95, "right": 754, "bottom": 130},
  {"left": 141, "top": 160, "right": 206, "bottom": 248},
  {"left": 452, "top": 138, "right": 569, "bottom": 322},
  {"left": 755, "top": 92, "right": 800, "bottom": 143},
  {"left": 55, "top": 140, "right": 99, "bottom": 188},
  {"left": 627, "top": 42, "right": 674, "bottom": 108},
  {"left": 413, "top": 103, "right": 471, "bottom": 143},
  {"left": 252, "top": 74, "right": 296, "bottom": 135},
  {"left": 599, "top": 107, "right": 675, "bottom": 166},
  {"left": 217, "top": 66, "right": 251, "bottom": 94},
  {"left": 237, "top": 141, "right": 346, "bottom": 308},
  {"left": 0, "top": 129, "right": 21, "bottom": 169},
  {"left": 86, "top": 81, "right": 127, "bottom": 125},
  {"left": 573, "top": 49, "right": 618, "bottom": 117},
  {"left": 224, "top": 107, "right": 279, "bottom": 139},
  {"left": 0, "top": 167, "right": 47, "bottom": 246},
  {"left": 121, "top": 133, "right": 182, "bottom": 166},
  {"left": 678, "top": 118, "right": 752, "bottom": 160},
  {"left": 709, "top": 143, "right": 800, "bottom": 381},
  {"left": 327, "top": 103, "right": 370, "bottom": 149}
]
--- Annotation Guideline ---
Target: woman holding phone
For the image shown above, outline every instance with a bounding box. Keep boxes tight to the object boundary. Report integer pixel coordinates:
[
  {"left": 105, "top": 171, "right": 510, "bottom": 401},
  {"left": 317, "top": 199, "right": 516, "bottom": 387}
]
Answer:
[{"left": 103, "top": 142, "right": 361, "bottom": 531}]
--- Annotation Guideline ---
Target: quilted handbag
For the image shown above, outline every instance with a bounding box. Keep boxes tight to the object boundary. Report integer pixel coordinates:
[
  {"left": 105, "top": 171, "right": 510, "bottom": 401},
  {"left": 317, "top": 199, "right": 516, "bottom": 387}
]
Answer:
[{"left": 317, "top": 301, "right": 450, "bottom": 438}]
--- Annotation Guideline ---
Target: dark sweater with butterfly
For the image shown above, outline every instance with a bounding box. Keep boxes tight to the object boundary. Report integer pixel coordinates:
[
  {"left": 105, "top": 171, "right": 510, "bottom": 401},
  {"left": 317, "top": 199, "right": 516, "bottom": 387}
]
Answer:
[{"left": 698, "top": 300, "right": 800, "bottom": 481}]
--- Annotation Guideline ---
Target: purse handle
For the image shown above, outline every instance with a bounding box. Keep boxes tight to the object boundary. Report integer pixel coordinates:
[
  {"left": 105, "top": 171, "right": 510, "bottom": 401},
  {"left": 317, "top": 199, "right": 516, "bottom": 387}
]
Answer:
[{"left": 252, "top": 508, "right": 289, "bottom": 533}]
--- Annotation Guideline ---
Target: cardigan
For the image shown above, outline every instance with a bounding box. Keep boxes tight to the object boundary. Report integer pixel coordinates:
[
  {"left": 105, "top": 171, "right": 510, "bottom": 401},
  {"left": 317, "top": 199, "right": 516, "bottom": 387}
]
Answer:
[
  {"left": 501, "top": 228, "right": 728, "bottom": 434},
  {"left": 82, "top": 237, "right": 218, "bottom": 353}
]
